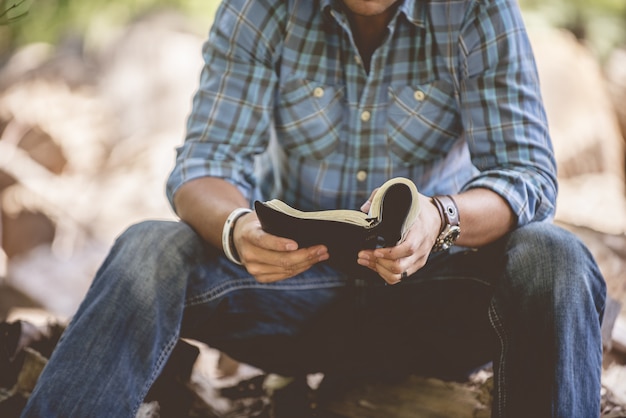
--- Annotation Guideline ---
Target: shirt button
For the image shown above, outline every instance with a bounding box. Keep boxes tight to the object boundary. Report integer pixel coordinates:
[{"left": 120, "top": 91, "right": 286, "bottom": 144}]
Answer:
[
  {"left": 354, "top": 55, "right": 362, "bottom": 65},
  {"left": 313, "top": 87, "right": 324, "bottom": 98},
  {"left": 356, "top": 170, "right": 368, "bottom": 182},
  {"left": 414, "top": 90, "right": 425, "bottom": 101},
  {"left": 360, "top": 110, "right": 371, "bottom": 122}
]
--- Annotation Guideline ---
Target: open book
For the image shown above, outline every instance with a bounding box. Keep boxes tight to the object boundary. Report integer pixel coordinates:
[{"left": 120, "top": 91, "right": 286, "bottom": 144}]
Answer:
[{"left": 254, "top": 177, "right": 420, "bottom": 274}]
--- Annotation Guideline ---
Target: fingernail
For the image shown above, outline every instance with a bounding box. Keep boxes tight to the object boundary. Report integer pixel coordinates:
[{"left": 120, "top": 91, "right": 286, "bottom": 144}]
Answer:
[{"left": 286, "top": 243, "right": 297, "bottom": 251}]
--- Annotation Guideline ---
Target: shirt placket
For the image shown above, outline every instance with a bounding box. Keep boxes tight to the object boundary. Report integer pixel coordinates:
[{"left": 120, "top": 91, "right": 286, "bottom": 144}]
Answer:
[
  {"left": 330, "top": 8, "right": 398, "bottom": 205},
  {"left": 329, "top": 8, "right": 371, "bottom": 206}
]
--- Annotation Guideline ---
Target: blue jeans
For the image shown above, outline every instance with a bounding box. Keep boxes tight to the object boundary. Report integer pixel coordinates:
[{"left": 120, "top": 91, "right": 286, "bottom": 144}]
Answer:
[{"left": 21, "top": 220, "right": 605, "bottom": 418}]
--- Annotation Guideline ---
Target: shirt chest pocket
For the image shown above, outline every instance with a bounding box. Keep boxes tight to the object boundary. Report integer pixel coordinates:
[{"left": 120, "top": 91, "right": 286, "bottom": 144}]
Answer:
[
  {"left": 387, "top": 80, "right": 462, "bottom": 165},
  {"left": 275, "top": 79, "right": 345, "bottom": 159}
]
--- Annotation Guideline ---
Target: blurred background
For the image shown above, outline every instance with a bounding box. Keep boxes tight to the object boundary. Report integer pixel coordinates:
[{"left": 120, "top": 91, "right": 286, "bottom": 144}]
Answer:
[
  {"left": 0, "top": 0, "right": 219, "bottom": 317},
  {"left": 1, "top": 0, "right": 626, "bottom": 412},
  {"left": 0, "top": 0, "right": 625, "bottom": 329}
]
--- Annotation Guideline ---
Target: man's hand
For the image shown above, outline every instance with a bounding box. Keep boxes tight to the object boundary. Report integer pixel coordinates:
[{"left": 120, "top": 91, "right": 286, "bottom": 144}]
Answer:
[
  {"left": 233, "top": 212, "right": 329, "bottom": 283},
  {"left": 357, "top": 193, "right": 441, "bottom": 285},
  {"left": 174, "top": 177, "right": 329, "bottom": 282},
  {"left": 356, "top": 186, "right": 516, "bottom": 285}
]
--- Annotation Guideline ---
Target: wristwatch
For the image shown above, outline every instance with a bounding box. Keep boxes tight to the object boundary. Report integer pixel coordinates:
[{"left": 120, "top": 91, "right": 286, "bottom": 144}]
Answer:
[{"left": 431, "top": 195, "right": 461, "bottom": 252}]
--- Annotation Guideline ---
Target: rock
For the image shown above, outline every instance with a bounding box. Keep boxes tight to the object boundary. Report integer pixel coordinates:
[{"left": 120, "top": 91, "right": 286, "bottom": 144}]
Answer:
[{"left": 324, "top": 375, "right": 491, "bottom": 418}]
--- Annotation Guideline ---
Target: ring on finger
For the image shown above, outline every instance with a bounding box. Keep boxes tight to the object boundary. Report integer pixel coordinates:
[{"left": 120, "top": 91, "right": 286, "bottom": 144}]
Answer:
[{"left": 401, "top": 271, "right": 408, "bottom": 280}]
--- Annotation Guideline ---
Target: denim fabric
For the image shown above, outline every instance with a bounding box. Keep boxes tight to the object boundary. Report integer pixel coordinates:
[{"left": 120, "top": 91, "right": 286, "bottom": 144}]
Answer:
[{"left": 21, "top": 220, "right": 605, "bottom": 418}]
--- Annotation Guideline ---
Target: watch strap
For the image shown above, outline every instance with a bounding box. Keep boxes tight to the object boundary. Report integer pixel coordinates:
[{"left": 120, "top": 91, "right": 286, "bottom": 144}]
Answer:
[
  {"left": 431, "top": 195, "right": 460, "bottom": 252},
  {"left": 432, "top": 195, "right": 460, "bottom": 230}
]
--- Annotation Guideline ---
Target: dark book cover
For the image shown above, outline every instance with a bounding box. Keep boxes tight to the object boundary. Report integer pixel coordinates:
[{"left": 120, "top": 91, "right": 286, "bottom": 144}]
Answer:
[{"left": 254, "top": 177, "right": 420, "bottom": 274}]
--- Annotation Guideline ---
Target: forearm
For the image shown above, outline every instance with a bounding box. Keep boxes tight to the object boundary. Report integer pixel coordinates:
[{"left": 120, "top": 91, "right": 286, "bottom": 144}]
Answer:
[
  {"left": 173, "top": 177, "right": 249, "bottom": 248},
  {"left": 450, "top": 188, "right": 516, "bottom": 248}
]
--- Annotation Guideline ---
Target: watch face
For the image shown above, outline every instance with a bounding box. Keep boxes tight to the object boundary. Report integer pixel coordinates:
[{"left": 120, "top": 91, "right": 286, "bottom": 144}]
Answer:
[
  {"left": 447, "top": 225, "right": 461, "bottom": 241},
  {"left": 438, "top": 225, "right": 461, "bottom": 251}
]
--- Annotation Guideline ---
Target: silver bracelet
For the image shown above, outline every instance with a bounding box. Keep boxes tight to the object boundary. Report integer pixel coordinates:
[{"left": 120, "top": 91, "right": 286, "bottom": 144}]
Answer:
[{"left": 221, "top": 208, "right": 252, "bottom": 265}]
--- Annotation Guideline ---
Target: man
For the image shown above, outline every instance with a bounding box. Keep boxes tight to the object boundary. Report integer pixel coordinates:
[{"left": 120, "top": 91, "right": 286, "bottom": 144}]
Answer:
[{"left": 22, "top": 0, "right": 606, "bottom": 417}]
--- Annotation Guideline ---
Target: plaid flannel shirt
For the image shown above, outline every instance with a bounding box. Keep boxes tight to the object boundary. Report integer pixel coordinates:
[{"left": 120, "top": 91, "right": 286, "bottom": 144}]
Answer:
[{"left": 167, "top": 0, "right": 557, "bottom": 226}]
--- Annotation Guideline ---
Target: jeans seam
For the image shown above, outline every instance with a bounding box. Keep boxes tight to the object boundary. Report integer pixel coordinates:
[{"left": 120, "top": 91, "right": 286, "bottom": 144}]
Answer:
[
  {"left": 132, "top": 334, "right": 179, "bottom": 418},
  {"left": 488, "top": 299, "right": 507, "bottom": 417},
  {"left": 185, "top": 278, "right": 346, "bottom": 307}
]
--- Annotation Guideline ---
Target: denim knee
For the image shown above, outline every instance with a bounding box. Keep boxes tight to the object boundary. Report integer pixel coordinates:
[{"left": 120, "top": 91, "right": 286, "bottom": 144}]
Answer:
[
  {"left": 489, "top": 221, "right": 606, "bottom": 417},
  {"left": 90, "top": 220, "right": 208, "bottom": 308},
  {"left": 119, "top": 220, "right": 203, "bottom": 257},
  {"left": 116, "top": 220, "right": 206, "bottom": 269},
  {"left": 21, "top": 220, "right": 206, "bottom": 418},
  {"left": 502, "top": 222, "right": 605, "bottom": 322}
]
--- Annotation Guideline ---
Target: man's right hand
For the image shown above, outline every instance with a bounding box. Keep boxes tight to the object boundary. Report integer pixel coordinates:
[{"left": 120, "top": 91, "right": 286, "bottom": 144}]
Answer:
[
  {"left": 174, "top": 177, "right": 328, "bottom": 282},
  {"left": 233, "top": 211, "right": 329, "bottom": 283}
]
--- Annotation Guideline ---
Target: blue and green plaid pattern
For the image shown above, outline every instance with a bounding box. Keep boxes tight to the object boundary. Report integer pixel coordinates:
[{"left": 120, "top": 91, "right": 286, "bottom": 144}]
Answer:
[{"left": 167, "top": 0, "right": 557, "bottom": 226}]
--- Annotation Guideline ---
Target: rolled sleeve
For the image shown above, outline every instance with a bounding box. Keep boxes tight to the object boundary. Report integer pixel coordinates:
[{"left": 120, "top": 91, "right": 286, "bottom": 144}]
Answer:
[
  {"left": 166, "top": 0, "right": 283, "bottom": 210},
  {"left": 458, "top": 0, "right": 557, "bottom": 225}
]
